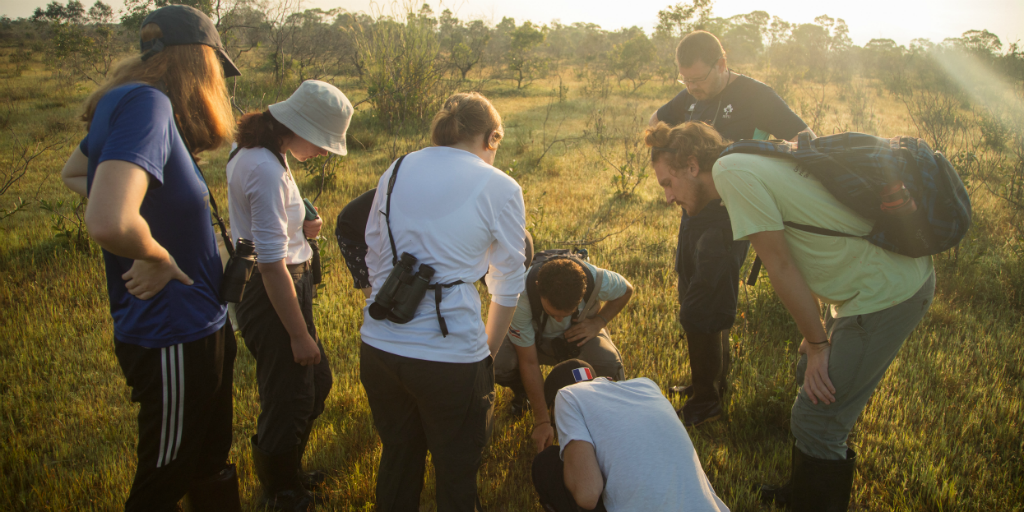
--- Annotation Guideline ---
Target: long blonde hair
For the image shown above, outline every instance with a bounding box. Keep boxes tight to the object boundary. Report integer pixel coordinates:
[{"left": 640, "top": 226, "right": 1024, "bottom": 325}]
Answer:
[{"left": 81, "top": 24, "right": 234, "bottom": 154}]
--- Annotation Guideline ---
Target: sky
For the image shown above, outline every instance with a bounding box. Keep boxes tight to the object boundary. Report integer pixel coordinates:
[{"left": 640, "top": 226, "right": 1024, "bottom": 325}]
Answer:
[{"left": 3, "top": 0, "right": 1021, "bottom": 48}]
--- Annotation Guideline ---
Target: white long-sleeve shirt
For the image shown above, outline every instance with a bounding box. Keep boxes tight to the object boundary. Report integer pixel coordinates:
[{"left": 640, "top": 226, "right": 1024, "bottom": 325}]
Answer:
[
  {"left": 226, "top": 147, "right": 312, "bottom": 265},
  {"left": 360, "top": 146, "right": 527, "bottom": 363}
]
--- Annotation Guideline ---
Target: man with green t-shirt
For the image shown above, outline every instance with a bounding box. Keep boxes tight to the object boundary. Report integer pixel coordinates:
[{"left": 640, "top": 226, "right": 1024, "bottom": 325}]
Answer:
[{"left": 644, "top": 121, "right": 934, "bottom": 511}]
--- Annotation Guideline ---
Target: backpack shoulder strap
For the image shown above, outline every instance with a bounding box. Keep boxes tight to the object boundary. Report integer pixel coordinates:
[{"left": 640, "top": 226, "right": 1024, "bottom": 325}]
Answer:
[
  {"left": 579, "top": 269, "right": 603, "bottom": 320},
  {"left": 526, "top": 261, "right": 545, "bottom": 331}
]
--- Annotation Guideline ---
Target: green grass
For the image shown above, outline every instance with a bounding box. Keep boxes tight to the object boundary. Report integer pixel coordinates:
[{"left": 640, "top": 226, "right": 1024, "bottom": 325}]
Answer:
[{"left": 1, "top": 56, "right": 1022, "bottom": 511}]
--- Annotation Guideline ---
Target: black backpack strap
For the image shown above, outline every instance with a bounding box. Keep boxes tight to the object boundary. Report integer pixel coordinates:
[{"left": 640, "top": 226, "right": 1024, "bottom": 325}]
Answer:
[
  {"left": 746, "top": 255, "right": 762, "bottom": 286},
  {"left": 747, "top": 221, "right": 865, "bottom": 286},
  {"left": 526, "top": 255, "right": 595, "bottom": 336},
  {"left": 384, "top": 155, "right": 409, "bottom": 266},
  {"left": 783, "top": 221, "right": 863, "bottom": 239},
  {"left": 174, "top": 120, "right": 234, "bottom": 258}
]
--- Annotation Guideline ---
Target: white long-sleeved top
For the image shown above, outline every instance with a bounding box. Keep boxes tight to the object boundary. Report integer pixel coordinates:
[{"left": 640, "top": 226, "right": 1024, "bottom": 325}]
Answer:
[
  {"left": 360, "top": 146, "right": 527, "bottom": 363},
  {"left": 226, "top": 147, "right": 312, "bottom": 265}
]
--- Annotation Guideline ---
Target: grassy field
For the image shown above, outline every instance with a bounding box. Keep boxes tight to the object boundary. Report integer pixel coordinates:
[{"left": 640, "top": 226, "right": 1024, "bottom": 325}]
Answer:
[{"left": 1, "top": 54, "right": 1022, "bottom": 511}]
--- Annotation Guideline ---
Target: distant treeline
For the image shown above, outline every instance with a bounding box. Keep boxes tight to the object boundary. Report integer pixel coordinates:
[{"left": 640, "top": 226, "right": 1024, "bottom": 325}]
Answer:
[{"left": 3, "top": 0, "right": 1020, "bottom": 94}]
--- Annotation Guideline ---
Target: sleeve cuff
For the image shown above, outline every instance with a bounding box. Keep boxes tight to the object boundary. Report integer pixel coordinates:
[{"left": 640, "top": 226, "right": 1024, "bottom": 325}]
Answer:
[{"left": 491, "top": 293, "right": 520, "bottom": 308}]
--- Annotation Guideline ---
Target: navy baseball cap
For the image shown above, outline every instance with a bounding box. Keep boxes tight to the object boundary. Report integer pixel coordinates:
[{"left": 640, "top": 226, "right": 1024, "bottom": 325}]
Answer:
[
  {"left": 544, "top": 359, "right": 596, "bottom": 408},
  {"left": 139, "top": 5, "right": 241, "bottom": 77}
]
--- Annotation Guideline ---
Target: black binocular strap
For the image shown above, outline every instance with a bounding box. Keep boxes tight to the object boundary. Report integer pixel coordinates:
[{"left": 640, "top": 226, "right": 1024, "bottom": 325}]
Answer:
[
  {"left": 385, "top": 154, "right": 408, "bottom": 266},
  {"left": 427, "top": 280, "right": 464, "bottom": 337},
  {"left": 175, "top": 120, "right": 234, "bottom": 258},
  {"left": 384, "top": 154, "right": 466, "bottom": 337}
]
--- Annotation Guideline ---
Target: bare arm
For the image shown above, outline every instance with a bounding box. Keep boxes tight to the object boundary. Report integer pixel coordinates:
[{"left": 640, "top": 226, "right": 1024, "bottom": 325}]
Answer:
[
  {"left": 61, "top": 147, "right": 89, "bottom": 197},
  {"left": 563, "top": 440, "right": 604, "bottom": 510},
  {"left": 257, "top": 259, "right": 321, "bottom": 366},
  {"left": 565, "top": 280, "right": 634, "bottom": 345},
  {"left": 513, "top": 342, "right": 554, "bottom": 452},
  {"left": 86, "top": 160, "right": 192, "bottom": 299},
  {"left": 747, "top": 230, "right": 834, "bottom": 405},
  {"left": 360, "top": 287, "right": 372, "bottom": 299},
  {"left": 789, "top": 127, "right": 816, "bottom": 142},
  {"left": 648, "top": 111, "right": 660, "bottom": 127},
  {"left": 486, "top": 302, "right": 516, "bottom": 357}
]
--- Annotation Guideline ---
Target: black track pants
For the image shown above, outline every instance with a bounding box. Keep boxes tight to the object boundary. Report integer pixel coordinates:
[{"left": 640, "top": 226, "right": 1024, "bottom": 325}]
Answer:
[{"left": 114, "top": 325, "right": 236, "bottom": 512}]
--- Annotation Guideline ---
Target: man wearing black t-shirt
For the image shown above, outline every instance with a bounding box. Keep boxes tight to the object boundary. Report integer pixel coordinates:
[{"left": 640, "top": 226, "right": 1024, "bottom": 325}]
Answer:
[{"left": 649, "top": 30, "right": 813, "bottom": 427}]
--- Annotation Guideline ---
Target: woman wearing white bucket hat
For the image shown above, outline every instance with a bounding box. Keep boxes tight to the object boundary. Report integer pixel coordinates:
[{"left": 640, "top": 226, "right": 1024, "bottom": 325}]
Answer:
[{"left": 226, "top": 79, "right": 352, "bottom": 511}]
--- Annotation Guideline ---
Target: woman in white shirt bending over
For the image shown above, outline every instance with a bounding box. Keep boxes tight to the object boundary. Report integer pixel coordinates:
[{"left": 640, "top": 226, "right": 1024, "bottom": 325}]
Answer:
[
  {"left": 360, "top": 92, "right": 527, "bottom": 511},
  {"left": 226, "top": 80, "right": 352, "bottom": 512}
]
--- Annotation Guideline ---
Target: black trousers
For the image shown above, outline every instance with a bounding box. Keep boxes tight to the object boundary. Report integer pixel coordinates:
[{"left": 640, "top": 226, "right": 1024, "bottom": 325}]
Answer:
[
  {"left": 114, "top": 325, "right": 236, "bottom": 512},
  {"left": 238, "top": 267, "right": 333, "bottom": 455},
  {"left": 360, "top": 342, "right": 495, "bottom": 512},
  {"left": 532, "top": 446, "right": 607, "bottom": 512}
]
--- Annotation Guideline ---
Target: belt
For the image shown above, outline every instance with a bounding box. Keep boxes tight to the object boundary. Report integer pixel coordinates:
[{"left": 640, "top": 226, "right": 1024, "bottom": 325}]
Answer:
[{"left": 253, "top": 260, "right": 311, "bottom": 276}]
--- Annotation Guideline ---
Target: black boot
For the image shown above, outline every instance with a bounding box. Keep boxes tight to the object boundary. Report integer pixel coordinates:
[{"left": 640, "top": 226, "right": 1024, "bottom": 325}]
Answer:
[
  {"left": 758, "top": 444, "right": 857, "bottom": 512},
  {"left": 672, "top": 331, "right": 731, "bottom": 400},
  {"left": 790, "top": 447, "right": 856, "bottom": 512},
  {"left": 297, "top": 425, "right": 327, "bottom": 491},
  {"left": 719, "top": 330, "right": 732, "bottom": 393},
  {"left": 498, "top": 374, "right": 529, "bottom": 417},
  {"left": 680, "top": 330, "right": 725, "bottom": 426},
  {"left": 182, "top": 464, "right": 242, "bottom": 512},
  {"left": 251, "top": 435, "right": 315, "bottom": 511}
]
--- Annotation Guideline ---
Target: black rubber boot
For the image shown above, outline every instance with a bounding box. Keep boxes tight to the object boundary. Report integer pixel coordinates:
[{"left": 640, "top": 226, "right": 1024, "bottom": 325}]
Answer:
[
  {"left": 182, "top": 464, "right": 242, "bottom": 512},
  {"left": 680, "top": 329, "right": 725, "bottom": 426},
  {"left": 297, "top": 425, "right": 327, "bottom": 491},
  {"left": 758, "top": 444, "right": 857, "bottom": 512},
  {"left": 251, "top": 435, "right": 314, "bottom": 511},
  {"left": 672, "top": 331, "right": 731, "bottom": 400},
  {"left": 790, "top": 447, "right": 856, "bottom": 512}
]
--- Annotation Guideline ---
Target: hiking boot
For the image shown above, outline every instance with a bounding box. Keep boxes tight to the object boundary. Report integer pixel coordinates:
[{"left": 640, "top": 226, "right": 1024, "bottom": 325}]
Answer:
[
  {"left": 678, "top": 398, "right": 722, "bottom": 427},
  {"left": 183, "top": 464, "right": 242, "bottom": 512},
  {"left": 251, "top": 435, "right": 314, "bottom": 512},
  {"left": 510, "top": 390, "right": 529, "bottom": 417}
]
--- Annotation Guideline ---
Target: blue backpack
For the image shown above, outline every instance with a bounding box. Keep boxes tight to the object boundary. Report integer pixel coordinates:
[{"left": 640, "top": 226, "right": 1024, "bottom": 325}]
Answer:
[{"left": 723, "top": 131, "right": 972, "bottom": 256}]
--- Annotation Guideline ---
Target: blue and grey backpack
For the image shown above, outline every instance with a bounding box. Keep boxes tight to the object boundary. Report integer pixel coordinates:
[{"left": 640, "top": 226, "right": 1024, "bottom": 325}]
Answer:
[{"left": 721, "top": 132, "right": 972, "bottom": 284}]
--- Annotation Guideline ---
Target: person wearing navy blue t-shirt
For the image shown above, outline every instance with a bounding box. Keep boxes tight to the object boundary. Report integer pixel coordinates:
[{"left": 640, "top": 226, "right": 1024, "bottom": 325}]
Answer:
[
  {"left": 60, "top": 6, "right": 243, "bottom": 511},
  {"left": 648, "top": 30, "right": 812, "bottom": 428}
]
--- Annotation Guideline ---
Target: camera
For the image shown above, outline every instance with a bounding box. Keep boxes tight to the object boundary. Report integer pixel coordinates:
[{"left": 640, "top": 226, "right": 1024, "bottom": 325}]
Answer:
[
  {"left": 220, "top": 238, "right": 256, "bottom": 303},
  {"left": 548, "top": 334, "right": 582, "bottom": 360},
  {"left": 369, "top": 252, "right": 436, "bottom": 324}
]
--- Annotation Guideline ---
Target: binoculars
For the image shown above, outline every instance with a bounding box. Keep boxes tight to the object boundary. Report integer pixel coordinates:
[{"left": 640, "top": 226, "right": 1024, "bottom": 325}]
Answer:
[
  {"left": 220, "top": 238, "right": 256, "bottom": 303},
  {"left": 369, "top": 252, "right": 435, "bottom": 324}
]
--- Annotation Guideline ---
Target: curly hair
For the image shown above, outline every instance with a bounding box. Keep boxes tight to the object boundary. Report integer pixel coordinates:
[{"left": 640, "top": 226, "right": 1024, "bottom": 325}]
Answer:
[
  {"left": 644, "top": 121, "right": 731, "bottom": 174},
  {"left": 537, "top": 259, "right": 587, "bottom": 312}
]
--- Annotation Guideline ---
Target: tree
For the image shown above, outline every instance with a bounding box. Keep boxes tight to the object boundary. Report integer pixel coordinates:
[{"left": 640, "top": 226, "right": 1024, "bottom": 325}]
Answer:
[
  {"left": 506, "top": 21, "right": 546, "bottom": 89},
  {"left": 285, "top": 8, "right": 343, "bottom": 80},
  {"left": 959, "top": 29, "right": 1002, "bottom": 59},
  {"left": 121, "top": 0, "right": 213, "bottom": 31},
  {"left": 88, "top": 1, "right": 114, "bottom": 23},
  {"left": 609, "top": 30, "right": 656, "bottom": 92},
  {"left": 437, "top": 10, "right": 490, "bottom": 80},
  {"left": 654, "top": 0, "right": 713, "bottom": 40}
]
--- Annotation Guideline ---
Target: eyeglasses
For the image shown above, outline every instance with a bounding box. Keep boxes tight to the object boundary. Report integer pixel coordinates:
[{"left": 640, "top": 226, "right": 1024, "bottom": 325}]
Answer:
[{"left": 677, "top": 66, "right": 715, "bottom": 86}]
